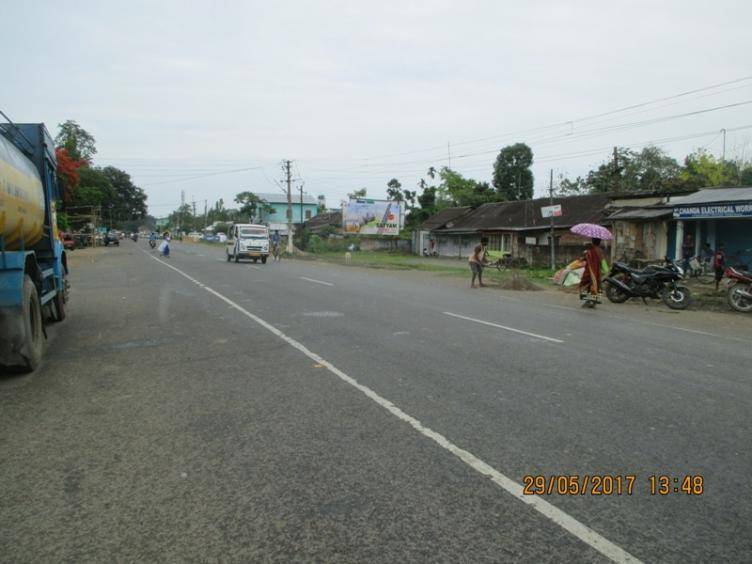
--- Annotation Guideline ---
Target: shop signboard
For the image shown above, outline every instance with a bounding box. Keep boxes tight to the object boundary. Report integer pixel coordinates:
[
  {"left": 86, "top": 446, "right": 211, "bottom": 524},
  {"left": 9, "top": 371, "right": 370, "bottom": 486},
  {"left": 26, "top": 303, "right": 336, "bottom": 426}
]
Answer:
[{"left": 673, "top": 203, "right": 752, "bottom": 219}]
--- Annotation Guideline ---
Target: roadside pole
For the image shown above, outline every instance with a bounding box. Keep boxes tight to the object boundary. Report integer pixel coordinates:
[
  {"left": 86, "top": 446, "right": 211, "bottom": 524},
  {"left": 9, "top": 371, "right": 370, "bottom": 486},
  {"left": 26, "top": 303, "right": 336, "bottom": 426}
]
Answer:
[
  {"left": 285, "top": 160, "right": 294, "bottom": 254},
  {"left": 549, "top": 169, "right": 555, "bottom": 270}
]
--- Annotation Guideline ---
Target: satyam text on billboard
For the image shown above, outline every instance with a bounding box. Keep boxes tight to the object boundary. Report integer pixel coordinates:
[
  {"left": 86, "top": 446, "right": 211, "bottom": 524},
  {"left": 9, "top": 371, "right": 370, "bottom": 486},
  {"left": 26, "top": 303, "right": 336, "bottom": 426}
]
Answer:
[{"left": 342, "top": 199, "right": 402, "bottom": 236}]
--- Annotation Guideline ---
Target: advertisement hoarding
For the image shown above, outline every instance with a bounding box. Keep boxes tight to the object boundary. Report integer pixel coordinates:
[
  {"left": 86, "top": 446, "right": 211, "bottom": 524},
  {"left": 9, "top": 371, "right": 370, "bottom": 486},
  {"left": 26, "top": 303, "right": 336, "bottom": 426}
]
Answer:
[
  {"left": 343, "top": 199, "right": 402, "bottom": 236},
  {"left": 541, "top": 204, "right": 562, "bottom": 218}
]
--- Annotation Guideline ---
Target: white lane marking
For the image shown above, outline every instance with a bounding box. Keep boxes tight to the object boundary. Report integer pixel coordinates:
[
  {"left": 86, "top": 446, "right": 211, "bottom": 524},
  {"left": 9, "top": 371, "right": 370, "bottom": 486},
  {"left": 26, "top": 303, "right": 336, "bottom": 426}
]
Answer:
[
  {"left": 141, "top": 249, "right": 637, "bottom": 563},
  {"left": 249, "top": 265, "right": 263, "bottom": 270},
  {"left": 443, "top": 312, "right": 564, "bottom": 344},
  {"left": 300, "top": 276, "right": 334, "bottom": 287}
]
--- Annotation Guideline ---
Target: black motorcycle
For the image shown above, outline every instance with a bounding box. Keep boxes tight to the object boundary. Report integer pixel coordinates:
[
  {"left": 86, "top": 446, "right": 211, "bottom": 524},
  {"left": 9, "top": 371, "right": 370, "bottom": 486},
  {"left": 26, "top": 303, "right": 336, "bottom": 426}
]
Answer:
[{"left": 604, "top": 259, "right": 691, "bottom": 310}]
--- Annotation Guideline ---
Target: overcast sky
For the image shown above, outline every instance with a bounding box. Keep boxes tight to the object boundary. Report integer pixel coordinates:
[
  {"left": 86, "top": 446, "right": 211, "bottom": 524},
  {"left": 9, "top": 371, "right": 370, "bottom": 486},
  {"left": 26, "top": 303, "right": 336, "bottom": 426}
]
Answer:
[{"left": 4, "top": 1, "right": 752, "bottom": 217}]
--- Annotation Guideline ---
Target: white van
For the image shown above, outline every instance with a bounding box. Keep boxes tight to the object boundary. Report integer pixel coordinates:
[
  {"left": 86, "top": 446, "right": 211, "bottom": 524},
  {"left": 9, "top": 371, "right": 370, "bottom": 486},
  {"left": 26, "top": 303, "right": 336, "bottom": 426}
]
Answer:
[{"left": 226, "top": 223, "right": 270, "bottom": 263}]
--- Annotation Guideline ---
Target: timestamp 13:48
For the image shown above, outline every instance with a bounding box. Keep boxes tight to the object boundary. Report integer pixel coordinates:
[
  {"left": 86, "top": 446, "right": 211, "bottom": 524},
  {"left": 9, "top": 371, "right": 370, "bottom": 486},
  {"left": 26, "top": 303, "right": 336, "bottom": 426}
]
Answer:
[
  {"left": 649, "top": 475, "right": 704, "bottom": 495},
  {"left": 521, "top": 474, "right": 704, "bottom": 496}
]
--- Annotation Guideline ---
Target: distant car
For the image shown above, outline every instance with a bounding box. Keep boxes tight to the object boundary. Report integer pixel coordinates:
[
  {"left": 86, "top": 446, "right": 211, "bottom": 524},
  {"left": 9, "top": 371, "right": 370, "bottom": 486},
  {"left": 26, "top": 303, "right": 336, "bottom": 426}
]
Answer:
[
  {"left": 60, "top": 231, "right": 76, "bottom": 251},
  {"left": 104, "top": 232, "right": 120, "bottom": 246},
  {"left": 203, "top": 233, "right": 219, "bottom": 243}
]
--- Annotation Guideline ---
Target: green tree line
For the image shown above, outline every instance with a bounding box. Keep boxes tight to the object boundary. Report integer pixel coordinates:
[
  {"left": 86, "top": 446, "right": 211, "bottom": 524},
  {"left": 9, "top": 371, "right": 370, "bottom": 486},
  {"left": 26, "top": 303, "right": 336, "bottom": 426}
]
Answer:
[{"left": 55, "top": 120, "right": 149, "bottom": 231}]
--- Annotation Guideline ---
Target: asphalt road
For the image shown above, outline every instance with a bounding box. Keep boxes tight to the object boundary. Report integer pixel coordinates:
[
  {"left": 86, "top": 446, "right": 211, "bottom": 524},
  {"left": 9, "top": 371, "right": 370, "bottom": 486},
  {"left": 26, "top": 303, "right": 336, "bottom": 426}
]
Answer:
[{"left": 1, "top": 240, "right": 750, "bottom": 563}]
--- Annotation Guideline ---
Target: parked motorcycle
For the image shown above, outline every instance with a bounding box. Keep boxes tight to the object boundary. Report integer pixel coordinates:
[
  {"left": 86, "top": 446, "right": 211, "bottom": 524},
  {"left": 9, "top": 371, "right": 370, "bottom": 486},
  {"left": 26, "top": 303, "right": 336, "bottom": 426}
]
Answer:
[
  {"left": 604, "top": 259, "right": 691, "bottom": 310},
  {"left": 724, "top": 266, "right": 752, "bottom": 313}
]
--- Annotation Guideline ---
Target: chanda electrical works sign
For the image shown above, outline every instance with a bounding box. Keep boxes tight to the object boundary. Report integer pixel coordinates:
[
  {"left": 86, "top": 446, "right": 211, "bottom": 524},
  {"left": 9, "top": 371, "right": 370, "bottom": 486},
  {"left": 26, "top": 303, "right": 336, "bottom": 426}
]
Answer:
[{"left": 673, "top": 203, "right": 752, "bottom": 219}]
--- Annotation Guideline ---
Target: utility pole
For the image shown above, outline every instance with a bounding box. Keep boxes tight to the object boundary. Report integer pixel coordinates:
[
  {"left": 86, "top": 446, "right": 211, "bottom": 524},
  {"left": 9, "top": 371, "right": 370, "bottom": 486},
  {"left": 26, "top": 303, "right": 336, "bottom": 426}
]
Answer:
[
  {"left": 447, "top": 142, "right": 451, "bottom": 169},
  {"left": 178, "top": 190, "right": 185, "bottom": 234},
  {"left": 298, "top": 182, "right": 305, "bottom": 230},
  {"left": 549, "top": 169, "right": 555, "bottom": 270},
  {"left": 613, "top": 146, "right": 620, "bottom": 193},
  {"left": 284, "top": 160, "right": 293, "bottom": 254},
  {"left": 721, "top": 128, "right": 727, "bottom": 162},
  {"left": 203, "top": 199, "right": 208, "bottom": 229}
]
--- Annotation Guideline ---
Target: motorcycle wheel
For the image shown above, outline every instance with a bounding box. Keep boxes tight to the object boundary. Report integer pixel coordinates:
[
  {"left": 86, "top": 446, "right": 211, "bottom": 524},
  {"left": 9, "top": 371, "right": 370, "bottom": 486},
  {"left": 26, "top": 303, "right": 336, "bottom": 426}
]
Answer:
[
  {"left": 727, "top": 283, "right": 752, "bottom": 313},
  {"left": 605, "top": 278, "right": 630, "bottom": 303},
  {"left": 662, "top": 285, "right": 691, "bottom": 310}
]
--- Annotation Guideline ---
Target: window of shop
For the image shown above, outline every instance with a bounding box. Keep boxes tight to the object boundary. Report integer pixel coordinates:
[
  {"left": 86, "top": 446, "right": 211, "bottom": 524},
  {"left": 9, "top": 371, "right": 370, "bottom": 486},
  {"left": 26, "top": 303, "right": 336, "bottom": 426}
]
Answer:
[{"left": 488, "top": 233, "right": 511, "bottom": 253}]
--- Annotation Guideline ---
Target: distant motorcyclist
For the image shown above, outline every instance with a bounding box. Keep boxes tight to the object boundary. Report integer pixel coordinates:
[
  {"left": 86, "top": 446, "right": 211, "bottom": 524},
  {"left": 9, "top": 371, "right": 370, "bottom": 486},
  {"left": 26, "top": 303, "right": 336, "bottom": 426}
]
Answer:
[
  {"left": 271, "top": 230, "right": 281, "bottom": 262},
  {"left": 148, "top": 232, "right": 157, "bottom": 249}
]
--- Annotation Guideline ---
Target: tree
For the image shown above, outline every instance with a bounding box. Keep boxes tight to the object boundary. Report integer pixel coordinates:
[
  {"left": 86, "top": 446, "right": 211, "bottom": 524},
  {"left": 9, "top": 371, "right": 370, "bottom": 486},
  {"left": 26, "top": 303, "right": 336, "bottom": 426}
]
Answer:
[
  {"left": 348, "top": 188, "right": 367, "bottom": 199},
  {"left": 55, "top": 120, "right": 97, "bottom": 163},
  {"left": 741, "top": 167, "right": 752, "bottom": 185},
  {"left": 386, "top": 178, "right": 403, "bottom": 201},
  {"left": 427, "top": 166, "right": 437, "bottom": 180},
  {"left": 680, "top": 149, "right": 738, "bottom": 189},
  {"left": 559, "top": 146, "right": 685, "bottom": 194},
  {"left": 402, "top": 189, "right": 416, "bottom": 210},
  {"left": 55, "top": 147, "right": 85, "bottom": 207},
  {"left": 555, "top": 173, "right": 587, "bottom": 196},
  {"left": 71, "top": 166, "right": 147, "bottom": 226},
  {"left": 437, "top": 167, "right": 501, "bottom": 207},
  {"left": 234, "top": 191, "right": 273, "bottom": 221},
  {"left": 492, "top": 143, "right": 534, "bottom": 200},
  {"left": 101, "top": 166, "right": 147, "bottom": 221}
]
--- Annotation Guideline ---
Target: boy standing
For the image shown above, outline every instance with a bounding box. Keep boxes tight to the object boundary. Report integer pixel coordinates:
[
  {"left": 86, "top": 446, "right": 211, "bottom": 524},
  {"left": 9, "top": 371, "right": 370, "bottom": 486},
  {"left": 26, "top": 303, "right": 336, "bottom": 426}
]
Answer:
[{"left": 713, "top": 243, "right": 726, "bottom": 291}]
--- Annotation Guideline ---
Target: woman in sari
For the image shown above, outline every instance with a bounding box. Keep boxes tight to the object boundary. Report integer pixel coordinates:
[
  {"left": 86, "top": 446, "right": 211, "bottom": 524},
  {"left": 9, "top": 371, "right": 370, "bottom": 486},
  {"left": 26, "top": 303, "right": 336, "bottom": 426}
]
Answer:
[{"left": 579, "top": 238, "right": 606, "bottom": 303}]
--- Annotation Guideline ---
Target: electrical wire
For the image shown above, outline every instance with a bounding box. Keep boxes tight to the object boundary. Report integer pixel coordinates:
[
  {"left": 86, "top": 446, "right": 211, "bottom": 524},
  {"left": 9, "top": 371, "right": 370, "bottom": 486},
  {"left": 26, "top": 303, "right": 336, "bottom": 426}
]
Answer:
[{"left": 142, "top": 166, "right": 263, "bottom": 187}]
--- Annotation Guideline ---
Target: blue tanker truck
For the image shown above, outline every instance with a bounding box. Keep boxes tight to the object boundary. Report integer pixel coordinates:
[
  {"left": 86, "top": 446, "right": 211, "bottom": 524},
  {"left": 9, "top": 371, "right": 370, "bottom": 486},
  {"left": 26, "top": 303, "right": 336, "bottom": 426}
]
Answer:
[{"left": 0, "top": 118, "right": 69, "bottom": 372}]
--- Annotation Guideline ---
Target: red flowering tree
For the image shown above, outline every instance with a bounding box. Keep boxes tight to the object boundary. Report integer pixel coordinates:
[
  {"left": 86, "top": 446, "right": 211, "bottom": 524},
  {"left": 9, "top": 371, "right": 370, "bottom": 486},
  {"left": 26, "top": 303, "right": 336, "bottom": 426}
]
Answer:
[{"left": 55, "top": 147, "right": 85, "bottom": 206}]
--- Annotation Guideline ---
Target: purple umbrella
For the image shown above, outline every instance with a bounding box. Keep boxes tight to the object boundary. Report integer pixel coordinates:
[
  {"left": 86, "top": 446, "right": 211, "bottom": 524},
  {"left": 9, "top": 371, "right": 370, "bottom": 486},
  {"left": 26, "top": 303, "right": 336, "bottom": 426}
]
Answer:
[{"left": 570, "top": 223, "right": 613, "bottom": 240}]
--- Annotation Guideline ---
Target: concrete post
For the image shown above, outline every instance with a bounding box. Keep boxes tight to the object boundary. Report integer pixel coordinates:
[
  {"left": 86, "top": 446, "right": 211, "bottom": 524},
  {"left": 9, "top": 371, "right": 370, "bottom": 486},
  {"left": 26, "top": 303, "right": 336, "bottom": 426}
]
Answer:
[
  {"left": 694, "top": 221, "right": 701, "bottom": 256},
  {"left": 674, "top": 220, "right": 684, "bottom": 261},
  {"left": 708, "top": 220, "right": 717, "bottom": 249}
]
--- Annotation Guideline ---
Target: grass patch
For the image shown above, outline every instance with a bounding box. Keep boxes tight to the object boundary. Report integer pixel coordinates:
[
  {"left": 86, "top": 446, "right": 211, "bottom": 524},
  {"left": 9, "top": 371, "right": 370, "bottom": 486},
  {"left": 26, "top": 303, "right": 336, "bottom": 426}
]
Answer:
[{"left": 295, "top": 250, "right": 556, "bottom": 284}]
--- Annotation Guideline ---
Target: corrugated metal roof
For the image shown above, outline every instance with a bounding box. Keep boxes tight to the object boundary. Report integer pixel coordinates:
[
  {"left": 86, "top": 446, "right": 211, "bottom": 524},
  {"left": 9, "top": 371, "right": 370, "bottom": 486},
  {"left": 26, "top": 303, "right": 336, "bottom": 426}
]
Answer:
[
  {"left": 255, "top": 192, "right": 318, "bottom": 205},
  {"left": 421, "top": 207, "right": 470, "bottom": 230},
  {"left": 434, "top": 194, "right": 611, "bottom": 232},
  {"left": 669, "top": 187, "right": 752, "bottom": 206},
  {"left": 608, "top": 207, "right": 672, "bottom": 220}
]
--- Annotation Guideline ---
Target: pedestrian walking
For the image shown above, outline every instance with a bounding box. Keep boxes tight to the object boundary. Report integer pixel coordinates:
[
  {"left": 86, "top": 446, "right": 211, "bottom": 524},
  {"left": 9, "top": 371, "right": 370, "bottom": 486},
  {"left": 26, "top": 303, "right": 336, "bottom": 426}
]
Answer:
[
  {"left": 159, "top": 231, "right": 171, "bottom": 258},
  {"left": 579, "top": 238, "right": 606, "bottom": 306},
  {"left": 713, "top": 242, "right": 726, "bottom": 291},
  {"left": 469, "top": 244, "right": 486, "bottom": 288}
]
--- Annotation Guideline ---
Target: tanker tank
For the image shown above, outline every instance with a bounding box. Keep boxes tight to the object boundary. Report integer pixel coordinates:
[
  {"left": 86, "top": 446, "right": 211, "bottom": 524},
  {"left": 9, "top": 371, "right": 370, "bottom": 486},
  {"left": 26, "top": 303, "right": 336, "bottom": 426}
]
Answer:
[{"left": 0, "top": 133, "right": 45, "bottom": 250}]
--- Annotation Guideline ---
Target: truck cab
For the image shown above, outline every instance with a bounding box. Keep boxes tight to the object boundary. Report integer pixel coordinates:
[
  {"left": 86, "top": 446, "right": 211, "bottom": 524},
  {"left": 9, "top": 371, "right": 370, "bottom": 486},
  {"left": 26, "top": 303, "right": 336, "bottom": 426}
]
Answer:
[{"left": 226, "top": 224, "right": 270, "bottom": 264}]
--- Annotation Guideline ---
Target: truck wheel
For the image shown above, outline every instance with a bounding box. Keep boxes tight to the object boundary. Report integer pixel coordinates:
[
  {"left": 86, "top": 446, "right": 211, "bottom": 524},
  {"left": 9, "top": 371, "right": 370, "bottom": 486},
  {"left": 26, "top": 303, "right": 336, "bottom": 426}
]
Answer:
[
  {"left": 21, "top": 275, "right": 44, "bottom": 372},
  {"left": 261, "top": 256, "right": 267, "bottom": 264},
  {"left": 51, "top": 290, "right": 66, "bottom": 322}
]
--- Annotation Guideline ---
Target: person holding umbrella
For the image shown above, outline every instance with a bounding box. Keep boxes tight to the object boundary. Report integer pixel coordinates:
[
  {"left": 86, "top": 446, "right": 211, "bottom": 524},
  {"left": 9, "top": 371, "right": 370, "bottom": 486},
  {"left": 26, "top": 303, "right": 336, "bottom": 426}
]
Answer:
[{"left": 569, "top": 223, "right": 612, "bottom": 308}]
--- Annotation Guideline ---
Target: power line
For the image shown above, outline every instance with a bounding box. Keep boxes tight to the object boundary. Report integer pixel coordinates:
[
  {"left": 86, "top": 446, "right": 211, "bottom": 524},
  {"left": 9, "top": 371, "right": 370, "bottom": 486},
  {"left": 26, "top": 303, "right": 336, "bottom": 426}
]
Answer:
[
  {"left": 143, "top": 166, "right": 263, "bottom": 186},
  {"left": 298, "top": 99, "right": 752, "bottom": 176},
  {"left": 299, "top": 75, "right": 752, "bottom": 164}
]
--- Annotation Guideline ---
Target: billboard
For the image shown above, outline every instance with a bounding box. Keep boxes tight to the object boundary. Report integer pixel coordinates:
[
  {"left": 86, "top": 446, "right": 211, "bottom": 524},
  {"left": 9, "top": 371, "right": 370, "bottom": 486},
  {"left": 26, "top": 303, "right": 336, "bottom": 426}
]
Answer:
[
  {"left": 343, "top": 199, "right": 402, "bottom": 236},
  {"left": 541, "top": 204, "right": 562, "bottom": 218}
]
